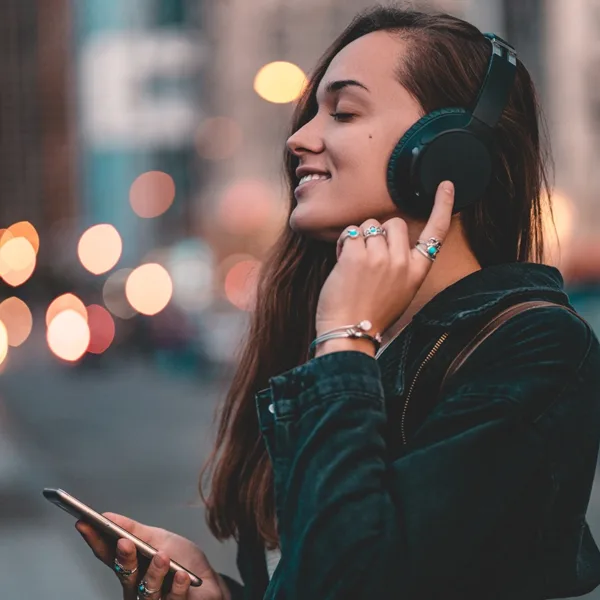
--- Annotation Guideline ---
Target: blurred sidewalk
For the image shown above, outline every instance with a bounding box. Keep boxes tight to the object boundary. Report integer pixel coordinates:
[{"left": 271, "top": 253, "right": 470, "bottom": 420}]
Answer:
[{"left": 0, "top": 417, "right": 107, "bottom": 600}]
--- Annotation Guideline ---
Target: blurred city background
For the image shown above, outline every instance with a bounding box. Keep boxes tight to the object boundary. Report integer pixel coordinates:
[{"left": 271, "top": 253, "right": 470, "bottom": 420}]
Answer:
[{"left": 0, "top": 0, "right": 599, "bottom": 598}]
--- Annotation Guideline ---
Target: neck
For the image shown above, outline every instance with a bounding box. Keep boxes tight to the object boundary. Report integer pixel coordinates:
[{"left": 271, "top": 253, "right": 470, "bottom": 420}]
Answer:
[{"left": 380, "top": 216, "right": 481, "bottom": 345}]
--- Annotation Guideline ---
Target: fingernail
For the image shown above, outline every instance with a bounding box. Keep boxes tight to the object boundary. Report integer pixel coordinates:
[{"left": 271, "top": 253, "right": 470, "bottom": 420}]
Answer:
[
  {"left": 443, "top": 181, "right": 454, "bottom": 194},
  {"left": 153, "top": 554, "right": 165, "bottom": 568}
]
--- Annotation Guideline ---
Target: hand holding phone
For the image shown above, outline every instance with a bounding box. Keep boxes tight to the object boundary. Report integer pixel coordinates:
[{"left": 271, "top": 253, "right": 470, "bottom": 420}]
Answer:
[{"left": 43, "top": 488, "right": 229, "bottom": 598}]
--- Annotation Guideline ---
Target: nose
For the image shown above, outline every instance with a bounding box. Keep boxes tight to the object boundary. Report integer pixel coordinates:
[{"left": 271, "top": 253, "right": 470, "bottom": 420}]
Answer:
[{"left": 286, "top": 120, "right": 324, "bottom": 158}]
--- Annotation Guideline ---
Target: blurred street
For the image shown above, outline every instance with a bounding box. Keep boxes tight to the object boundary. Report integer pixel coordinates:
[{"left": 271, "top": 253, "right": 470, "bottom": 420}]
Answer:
[{"left": 0, "top": 332, "right": 239, "bottom": 599}]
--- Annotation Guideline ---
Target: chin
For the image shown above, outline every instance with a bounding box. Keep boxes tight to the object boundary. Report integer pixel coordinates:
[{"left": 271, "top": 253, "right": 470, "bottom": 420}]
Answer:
[{"left": 289, "top": 207, "right": 344, "bottom": 243}]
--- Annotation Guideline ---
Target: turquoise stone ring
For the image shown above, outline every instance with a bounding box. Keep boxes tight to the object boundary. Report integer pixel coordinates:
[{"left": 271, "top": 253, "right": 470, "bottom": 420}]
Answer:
[
  {"left": 113, "top": 557, "right": 138, "bottom": 578},
  {"left": 415, "top": 237, "right": 442, "bottom": 261}
]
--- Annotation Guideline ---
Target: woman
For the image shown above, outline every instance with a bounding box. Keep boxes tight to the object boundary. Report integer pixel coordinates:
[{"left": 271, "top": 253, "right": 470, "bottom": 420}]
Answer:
[{"left": 77, "top": 6, "right": 600, "bottom": 599}]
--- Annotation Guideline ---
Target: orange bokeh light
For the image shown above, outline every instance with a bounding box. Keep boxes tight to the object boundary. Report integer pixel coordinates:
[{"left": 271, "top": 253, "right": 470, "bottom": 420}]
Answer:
[
  {"left": 125, "top": 263, "right": 173, "bottom": 316},
  {"left": 217, "top": 180, "right": 277, "bottom": 235},
  {"left": 78, "top": 224, "right": 122, "bottom": 275},
  {"left": 253, "top": 61, "right": 308, "bottom": 104},
  {"left": 47, "top": 309, "right": 91, "bottom": 362},
  {"left": 223, "top": 258, "right": 261, "bottom": 311},
  {"left": 0, "top": 229, "right": 14, "bottom": 245},
  {"left": 0, "top": 321, "right": 8, "bottom": 366},
  {"left": 7, "top": 221, "right": 40, "bottom": 254},
  {"left": 0, "top": 297, "right": 33, "bottom": 347},
  {"left": 46, "top": 294, "right": 88, "bottom": 327},
  {"left": 86, "top": 304, "right": 116, "bottom": 354},
  {"left": 129, "top": 171, "right": 176, "bottom": 218},
  {"left": 0, "top": 237, "right": 36, "bottom": 286}
]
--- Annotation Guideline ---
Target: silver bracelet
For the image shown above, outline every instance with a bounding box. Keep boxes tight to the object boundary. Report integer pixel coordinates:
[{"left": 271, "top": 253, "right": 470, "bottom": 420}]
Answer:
[{"left": 309, "top": 321, "right": 382, "bottom": 358}]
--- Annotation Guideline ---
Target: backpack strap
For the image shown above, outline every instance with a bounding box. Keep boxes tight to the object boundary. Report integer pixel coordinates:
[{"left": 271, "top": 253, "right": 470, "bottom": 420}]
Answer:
[{"left": 439, "top": 300, "right": 581, "bottom": 392}]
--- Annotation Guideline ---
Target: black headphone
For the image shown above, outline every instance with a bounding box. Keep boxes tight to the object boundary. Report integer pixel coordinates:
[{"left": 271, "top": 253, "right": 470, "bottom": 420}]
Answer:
[{"left": 386, "top": 33, "right": 518, "bottom": 219}]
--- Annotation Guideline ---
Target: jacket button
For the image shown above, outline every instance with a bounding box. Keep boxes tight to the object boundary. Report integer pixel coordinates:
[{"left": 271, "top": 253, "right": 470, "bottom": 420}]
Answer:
[{"left": 268, "top": 404, "right": 275, "bottom": 414}]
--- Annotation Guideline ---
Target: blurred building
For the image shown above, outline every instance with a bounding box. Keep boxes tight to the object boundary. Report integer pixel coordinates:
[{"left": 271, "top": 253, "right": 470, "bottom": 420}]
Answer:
[
  {"left": 0, "top": 0, "right": 76, "bottom": 256},
  {"left": 75, "top": 0, "right": 206, "bottom": 264}
]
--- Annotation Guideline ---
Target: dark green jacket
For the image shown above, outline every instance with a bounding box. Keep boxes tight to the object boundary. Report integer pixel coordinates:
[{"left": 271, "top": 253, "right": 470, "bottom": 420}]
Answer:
[{"left": 223, "top": 262, "right": 600, "bottom": 599}]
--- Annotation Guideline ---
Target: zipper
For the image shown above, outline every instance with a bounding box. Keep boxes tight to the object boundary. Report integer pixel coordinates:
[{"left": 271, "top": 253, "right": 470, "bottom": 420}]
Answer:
[{"left": 400, "top": 332, "right": 449, "bottom": 446}]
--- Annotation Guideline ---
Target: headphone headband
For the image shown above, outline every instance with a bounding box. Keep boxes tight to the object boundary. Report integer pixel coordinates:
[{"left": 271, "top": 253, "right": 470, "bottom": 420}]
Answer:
[{"left": 470, "top": 33, "right": 517, "bottom": 129}]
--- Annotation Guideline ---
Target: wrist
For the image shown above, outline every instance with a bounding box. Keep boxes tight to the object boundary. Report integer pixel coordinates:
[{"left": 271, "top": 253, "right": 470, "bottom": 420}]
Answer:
[{"left": 313, "top": 336, "right": 376, "bottom": 358}]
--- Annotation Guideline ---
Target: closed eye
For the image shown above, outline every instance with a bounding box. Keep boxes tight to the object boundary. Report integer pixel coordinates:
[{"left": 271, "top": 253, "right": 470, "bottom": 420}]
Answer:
[{"left": 329, "top": 112, "right": 355, "bottom": 122}]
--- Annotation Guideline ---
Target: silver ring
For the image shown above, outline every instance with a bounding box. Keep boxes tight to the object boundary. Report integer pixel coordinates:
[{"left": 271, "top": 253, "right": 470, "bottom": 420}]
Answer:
[
  {"left": 415, "top": 237, "right": 442, "bottom": 262},
  {"left": 137, "top": 579, "right": 161, "bottom": 598},
  {"left": 114, "top": 557, "right": 138, "bottom": 578},
  {"left": 339, "top": 227, "right": 362, "bottom": 245},
  {"left": 362, "top": 225, "right": 387, "bottom": 240}
]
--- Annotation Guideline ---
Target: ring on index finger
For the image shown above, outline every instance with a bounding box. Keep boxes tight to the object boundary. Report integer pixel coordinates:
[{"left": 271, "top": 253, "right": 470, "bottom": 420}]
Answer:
[
  {"left": 114, "top": 557, "right": 138, "bottom": 578},
  {"left": 415, "top": 237, "right": 442, "bottom": 262}
]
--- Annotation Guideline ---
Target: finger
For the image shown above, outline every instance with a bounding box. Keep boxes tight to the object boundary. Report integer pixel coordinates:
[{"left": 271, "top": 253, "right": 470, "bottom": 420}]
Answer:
[
  {"left": 137, "top": 551, "right": 170, "bottom": 599},
  {"left": 360, "top": 220, "right": 388, "bottom": 252},
  {"left": 382, "top": 217, "right": 410, "bottom": 262},
  {"left": 102, "top": 512, "right": 145, "bottom": 537},
  {"left": 75, "top": 520, "right": 115, "bottom": 566},
  {"left": 336, "top": 226, "right": 364, "bottom": 260},
  {"left": 114, "top": 538, "right": 140, "bottom": 597},
  {"left": 410, "top": 180, "right": 454, "bottom": 268},
  {"left": 165, "top": 571, "right": 191, "bottom": 600}
]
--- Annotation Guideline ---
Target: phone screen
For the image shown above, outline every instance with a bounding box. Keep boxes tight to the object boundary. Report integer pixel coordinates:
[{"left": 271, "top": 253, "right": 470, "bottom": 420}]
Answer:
[{"left": 43, "top": 487, "right": 203, "bottom": 588}]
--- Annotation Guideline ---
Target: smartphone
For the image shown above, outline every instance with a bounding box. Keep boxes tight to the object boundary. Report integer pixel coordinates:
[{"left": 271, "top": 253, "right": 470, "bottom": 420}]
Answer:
[{"left": 43, "top": 488, "right": 202, "bottom": 588}]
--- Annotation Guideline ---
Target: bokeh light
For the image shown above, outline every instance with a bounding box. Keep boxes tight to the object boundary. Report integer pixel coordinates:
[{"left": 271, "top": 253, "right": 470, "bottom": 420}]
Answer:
[
  {"left": 217, "top": 180, "right": 278, "bottom": 235},
  {"left": 78, "top": 224, "right": 122, "bottom": 275},
  {"left": 46, "top": 294, "right": 88, "bottom": 327},
  {"left": 253, "top": 61, "right": 307, "bottom": 104},
  {"left": 125, "top": 263, "right": 173, "bottom": 316},
  {"left": 0, "top": 321, "right": 8, "bottom": 367},
  {"left": 129, "top": 171, "right": 176, "bottom": 218},
  {"left": 0, "top": 237, "right": 36, "bottom": 286},
  {"left": 195, "top": 117, "right": 243, "bottom": 160},
  {"left": 223, "top": 256, "right": 262, "bottom": 311},
  {"left": 7, "top": 221, "right": 40, "bottom": 254},
  {"left": 103, "top": 269, "right": 138, "bottom": 319},
  {"left": 0, "top": 298, "right": 33, "bottom": 347},
  {"left": 166, "top": 239, "right": 214, "bottom": 313},
  {"left": 86, "top": 304, "right": 116, "bottom": 355},
  {"left": 47, "top": 310, "right": 91, "bottom": 362}
]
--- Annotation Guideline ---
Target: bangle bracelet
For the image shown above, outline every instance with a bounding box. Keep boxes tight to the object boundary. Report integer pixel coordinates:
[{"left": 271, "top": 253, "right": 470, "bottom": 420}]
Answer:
[{"left": 309, "top": 327, "right": 382, "bottom": 359}]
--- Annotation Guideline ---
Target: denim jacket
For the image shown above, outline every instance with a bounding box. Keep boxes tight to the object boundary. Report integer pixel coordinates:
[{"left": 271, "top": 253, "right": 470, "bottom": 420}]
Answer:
[{"left": 222, "top": 262, "right": 600, "bottom": 600}]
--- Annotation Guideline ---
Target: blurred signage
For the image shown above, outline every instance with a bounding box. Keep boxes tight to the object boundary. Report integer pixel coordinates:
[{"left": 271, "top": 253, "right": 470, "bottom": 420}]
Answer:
[{"left": 80, "top": 30, "right": 204, "bottom": 149}]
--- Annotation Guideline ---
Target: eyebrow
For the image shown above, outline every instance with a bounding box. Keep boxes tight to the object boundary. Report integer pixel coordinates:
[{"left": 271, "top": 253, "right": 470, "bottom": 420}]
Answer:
[{"left": 318, "top": 79, "right": 370, "bottom": 100}]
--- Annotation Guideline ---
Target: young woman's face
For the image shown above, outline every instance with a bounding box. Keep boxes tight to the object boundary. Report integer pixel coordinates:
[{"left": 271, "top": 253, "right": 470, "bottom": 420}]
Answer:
[{"left": 286, "top": 31, "right": 423, "bottom": 242}]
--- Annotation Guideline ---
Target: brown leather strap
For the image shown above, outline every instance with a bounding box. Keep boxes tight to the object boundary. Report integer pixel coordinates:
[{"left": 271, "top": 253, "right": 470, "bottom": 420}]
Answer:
[{"left": 439, "top": 300, "right": 579, "bottom": 392}]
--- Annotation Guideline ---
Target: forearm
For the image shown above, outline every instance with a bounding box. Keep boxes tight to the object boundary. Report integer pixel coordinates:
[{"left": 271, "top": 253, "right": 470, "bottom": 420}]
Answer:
[
  {"left": 262, "top": 352, "right": 400, "bottom": 598},
  {"left": 313, "top": 337, "right": 376, "bottom": 358}
]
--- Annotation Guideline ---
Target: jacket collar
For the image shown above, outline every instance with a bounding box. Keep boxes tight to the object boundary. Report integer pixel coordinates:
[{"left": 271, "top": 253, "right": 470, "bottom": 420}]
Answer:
[
  {"left": 378, "top": 262, "right": 570, "bottom": 398},
  {"left": 412, "top": 262, "right": 569, "bottom": 328}
]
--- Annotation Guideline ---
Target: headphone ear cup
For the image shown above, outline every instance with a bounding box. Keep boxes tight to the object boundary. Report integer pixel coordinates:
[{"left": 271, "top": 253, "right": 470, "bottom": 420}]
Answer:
[{"left": 387, "top": 108, "right": 473, "bottom": 217}]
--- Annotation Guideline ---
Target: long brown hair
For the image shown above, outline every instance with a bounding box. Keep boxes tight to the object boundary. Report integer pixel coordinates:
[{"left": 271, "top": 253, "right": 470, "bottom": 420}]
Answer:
[{"left": 200, "top": 5, "right": 553, "bottom": 548}]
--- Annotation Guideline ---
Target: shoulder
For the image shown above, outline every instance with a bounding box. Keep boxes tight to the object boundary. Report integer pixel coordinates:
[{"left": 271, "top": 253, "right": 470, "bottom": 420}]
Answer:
[
  {"left": 445, "top": 304, "right": 597, "bottom": 409},
  {"left": 465, "top": 303, "right": 592, "bottom": 369}
]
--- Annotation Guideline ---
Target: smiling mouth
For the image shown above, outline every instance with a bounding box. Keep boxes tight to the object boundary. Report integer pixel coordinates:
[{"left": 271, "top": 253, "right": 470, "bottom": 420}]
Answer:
[{"left": 295, "top": 175, "right": 331, "bottom": 197}]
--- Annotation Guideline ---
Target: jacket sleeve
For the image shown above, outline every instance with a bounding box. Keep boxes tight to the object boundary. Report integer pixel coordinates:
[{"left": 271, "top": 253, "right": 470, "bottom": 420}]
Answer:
[{"left": 261, "top": 307, "right": 596, "bottom": 599}]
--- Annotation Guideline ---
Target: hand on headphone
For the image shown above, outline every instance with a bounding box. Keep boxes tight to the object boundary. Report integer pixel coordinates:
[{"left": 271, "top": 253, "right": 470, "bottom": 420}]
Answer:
[{"left": 315, "top": 180, "right": 454, "bottom": 346}]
